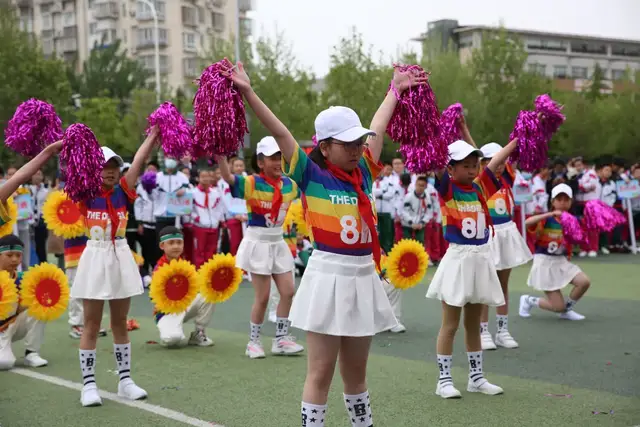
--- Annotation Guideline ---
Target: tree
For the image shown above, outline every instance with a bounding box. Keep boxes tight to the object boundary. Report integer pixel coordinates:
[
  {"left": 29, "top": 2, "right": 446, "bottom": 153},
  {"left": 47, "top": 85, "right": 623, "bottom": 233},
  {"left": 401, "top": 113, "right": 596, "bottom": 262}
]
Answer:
[
  {"left": 122, "top": 89, "right": 159, "bottom": 148},
  {"left": 583, "top": 63, "right": 608, "bottom": 101},
  {"left": 0, "top": 4, "right": 72, "bottom": 165}
]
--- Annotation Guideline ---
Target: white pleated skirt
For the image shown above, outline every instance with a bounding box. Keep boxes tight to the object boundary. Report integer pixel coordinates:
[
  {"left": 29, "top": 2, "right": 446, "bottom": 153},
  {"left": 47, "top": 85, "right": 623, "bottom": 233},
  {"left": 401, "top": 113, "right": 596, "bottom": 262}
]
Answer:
[
  {"left": 71, "top": 239, "right": 143, "bottom": 300},
  {"left": 235, "top": 226, "right": 294, "bottom": 275},
  {"left": 488, "top": 221, "right": 533, "bottom": 270},
  {"left": 527, "top": 254, "right": 582, "bottom": 291},
  {"left": 289, "top": 250, "right": 398, "bottom": 337},
  {"left": 426, "top": 243, "right": 504, "bottom": 307}
]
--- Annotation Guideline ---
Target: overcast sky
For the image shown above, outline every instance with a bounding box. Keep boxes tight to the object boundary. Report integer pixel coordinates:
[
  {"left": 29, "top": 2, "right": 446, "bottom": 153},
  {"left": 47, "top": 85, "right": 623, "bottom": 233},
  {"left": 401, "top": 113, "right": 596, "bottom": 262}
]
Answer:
[{"left": 250, "top": 0, "right": 640, "bottom": 76}]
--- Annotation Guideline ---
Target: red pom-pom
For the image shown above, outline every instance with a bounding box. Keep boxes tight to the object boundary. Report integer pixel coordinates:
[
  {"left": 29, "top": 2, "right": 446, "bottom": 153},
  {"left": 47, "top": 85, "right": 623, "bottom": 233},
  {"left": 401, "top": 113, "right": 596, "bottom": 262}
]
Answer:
[
  {"left": 439, "top": 103, "right": 463, "bottom": 145},
  {"left": 5, "top": 99, "right": 63, "bottom": 157},
  {"left": 147, "top": 102, "right": 193, "bottom": 159},
  {"left": 583, "top": 200, "right": 626, "bottom": 232},
  {"left": 193, "top": 59, "right": 248, "bottom": 157},
  {"left": 60, "top": 124, "right": 104, "bottom": 203},
  {"left": 559, "top": 212, "right": 587, "bottom": 245},
  {"left": 509, "top": 110, "right": 547, "bottom": 172}
]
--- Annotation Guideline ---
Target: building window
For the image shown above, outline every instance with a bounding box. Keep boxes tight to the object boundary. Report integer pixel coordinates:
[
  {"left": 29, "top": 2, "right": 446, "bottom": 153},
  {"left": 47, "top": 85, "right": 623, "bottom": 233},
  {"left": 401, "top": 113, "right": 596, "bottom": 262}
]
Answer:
[
  {"left": 42, "top": 39, "right": 53, "bottom": 55},
  {"left": 137, "top": 28, "right": 169, "bottom": 47},
  {"left": 87, "top": 0, "right": 94, "bottom": 10},
  {"left": 139, "top": 54, "right": 170, "bottom": 73},
  {"left": 527, "top": 38, "right": 566, "bottom": 52},
  {"left": 570, "top": 41, "right": 606, "bottom": 55},
  {"left": 611, "top": 69, "right": 626, "bottom": 80},
  {"left": 198, "top": 7, "right": 205, "bottom": 23},
  {"left": 123, "top": 29, "right": 127, "bottom": 43},
  {"left": 572, "top": 66, "right": 588, "bottom": 79},
  {"left": 41, "top": 14, "right": 53, "bottom": 30},
  {"left": 553, "top": 65, "right": 567, "bottom": 79},
  {"left": 89, "top": 22, "right": 97, "bottom": 35},
  {"left": 63, "top": 12, "right": 75, "bottom": 27},
  {"left": 183, "top": 57, "right": 199, "bottom": 78},
  {"left": 136, "top": 0, "right": 165, "bottom": 21},
  {"left": 611, "top": 44, "right": 640, "bottom": 58},
  {"left": 183, "top": 32, "right": 196, "bottom": 51},
  {"left": 458, "top": 34, "right": 473, "bottom": 49},
  {"left": 211, "top": 12, "right": 224, "bottom": 31},
  {"left": 182, "top": 6, "right": 197, "bottom": 26},
  {"left": 528, "top": 63, "right": 547, "bottom": 76}
]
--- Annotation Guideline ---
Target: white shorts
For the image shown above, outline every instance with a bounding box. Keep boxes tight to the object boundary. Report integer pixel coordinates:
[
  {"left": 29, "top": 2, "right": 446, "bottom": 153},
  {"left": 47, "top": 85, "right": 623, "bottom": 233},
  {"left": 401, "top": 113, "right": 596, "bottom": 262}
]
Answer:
[
  {"left": 527, "top": 254, "right": 582, "bottom": 292},
  {"left": 289, "top": 250, "right": 397, "bottom": 337},
  {"left": 426, "top": 243, "right": 504, "bottom": 307},
  {"left": 488, "top": 221, "right": 533, "bottom": 270},
  {"left": 235, "top": 226, "right": 294, "bottom": 275},
  {"left": 71, "top": 239, "right": 143, "bottom": 300}
]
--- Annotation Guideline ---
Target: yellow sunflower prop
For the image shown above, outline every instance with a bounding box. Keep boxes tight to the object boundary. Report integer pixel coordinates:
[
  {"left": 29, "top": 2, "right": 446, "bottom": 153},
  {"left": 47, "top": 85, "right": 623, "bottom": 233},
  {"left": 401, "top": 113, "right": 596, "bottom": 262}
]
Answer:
[
  {"left": 0, "top": 271, "right": 19, "bottom": 321},
  {"left": 150, "top": 260, "right": 198, "bottom": 314},
  {"left": 199, "top": 253, "right": 242, "bottom": 304},
  {"left": 20, "top": 263, "right": 70, "bottom": 321},
  {"left": 0, "top": 198, "right": 18, "bottom": 237},
  {"left": 132, "top": 250, "right": 144, "bottom": 267},
  {"left": 386, "top": 239, "right": 429, "bottom": 290},
  {"left": 42, "top": 190, "right": 85, "bottom": 238},
  {"left": 283, "top": 199, "right": 308, "bottom": 237}
]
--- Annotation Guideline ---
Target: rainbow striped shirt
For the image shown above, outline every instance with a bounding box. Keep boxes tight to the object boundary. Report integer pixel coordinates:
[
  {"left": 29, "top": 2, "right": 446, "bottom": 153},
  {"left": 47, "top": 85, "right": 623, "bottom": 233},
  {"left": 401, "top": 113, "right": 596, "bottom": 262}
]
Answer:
[
  {"left": 80, "top": 177, "right": 136, "bottom": 241},
  {"left": 64, "top": 235, "right": 88, "bottom": 269},
  {"left": 437, "top": 167, "right": 500, "bottom": 245},
  {"left": 231, "top": 174, "right": 298, "bottom": 228},
  {"left": 530, "top": 217, "right": 566, "bottom": 256},
  {"left": 487, "top": 163, "right": 516, "bottom": 225},
  {"left": 283, "top": 146, "right": 381, "bottom": 257}
]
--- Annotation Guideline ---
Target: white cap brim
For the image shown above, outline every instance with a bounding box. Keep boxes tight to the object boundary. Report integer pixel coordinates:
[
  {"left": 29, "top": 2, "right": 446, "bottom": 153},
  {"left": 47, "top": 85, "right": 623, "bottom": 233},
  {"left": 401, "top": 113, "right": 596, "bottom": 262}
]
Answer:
[
  {"left": 257, "top": 146, "right": 281, "bottom": 157},
  {"left": 480, "top": 142, "right": 502, "bottom": 159},
  {"left": 551, "top": 183, "right": 573, "bottom": 199},
  {"left": 332, "top": 126, "right": 376, "bottom": 143},
  {"left": 449, "top": 142, "right": 482, "bottom": 161}
]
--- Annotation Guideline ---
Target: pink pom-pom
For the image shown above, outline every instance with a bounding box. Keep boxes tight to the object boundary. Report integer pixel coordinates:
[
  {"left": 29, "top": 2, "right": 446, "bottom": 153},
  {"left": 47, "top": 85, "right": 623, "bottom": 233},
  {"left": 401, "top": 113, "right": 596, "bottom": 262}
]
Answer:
[
  {"left": 559, "top": 212, "right": 587, "bottom": 245},
  {"left": 147, "top": 102, "right": 193, "bottom": 159},
  {"left": 312, "top": 134, "right": 318, "bottom": 146},
  {"left": 193, "top": 58, "right": 248, "bottom": 157},
  {"left": 60, "top": 124, "right": 105, "bottom": 203},
  {"left": 583, "top": 200, "right": 627, "bottom": 232},
  {"left": 509, "top": 110, "right": 547, "bottom": 172},
  {"left": 4, "top": 99, "right": 63, "bottom": 157},
  {"left": 534, "top": 94, "right": 565, "bottom": 139},
  {"left": 439, "top": 103, "right": 464, "bottom": 145},
  {"left": 386, "top": 64, "right": 446, "bottom": 171},
  {"left": 399, "top": 144, "right": 449, "bottom": 175}
]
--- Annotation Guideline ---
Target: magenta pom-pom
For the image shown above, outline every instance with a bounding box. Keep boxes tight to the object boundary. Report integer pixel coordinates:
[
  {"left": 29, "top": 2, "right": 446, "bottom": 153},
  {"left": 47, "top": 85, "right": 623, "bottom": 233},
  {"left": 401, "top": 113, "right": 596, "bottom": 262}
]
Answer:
[
  {"left": 509, "top": 110, "right": 547, "bottom": 172},
  {"left": 534, "top": 94, "right": 565, "bottom": 139},
  {"left": 4, "top": 99, "right": 63, "bottom": 157},
  {"left": 399, "top": 144, "right": 449, "bottom": 175},
  {"left": 60, "top": 124, "right": 104, "bottom": 203},
  {"left": 147, "top": 102, "right": 192, "bottom": 159},
  {"left": 312, "top": 134, "right": 318, "bottom": 146},
  {"left": 140, "top": 171, "right": 157, "bottom": 194},
  {"left": 559, "top": 212, "right": 587, "bottom": 245},
  {"left": 439, "top": 103, "right": 464, "bottom": 145},
  {"left": 193, "top": 58, "right": 248, "bottom": 157},
  {"left": 583, "top": 200, "right": 626, "bottom": 232}
]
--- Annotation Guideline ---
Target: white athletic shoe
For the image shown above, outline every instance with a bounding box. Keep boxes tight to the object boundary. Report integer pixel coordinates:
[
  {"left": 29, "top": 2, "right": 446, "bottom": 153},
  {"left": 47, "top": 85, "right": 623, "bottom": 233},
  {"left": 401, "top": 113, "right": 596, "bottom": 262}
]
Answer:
[
  {"left": 587, "top": 251, "right": 597, "bottom": 258},
  {"left": 579, "top": 251, "right": 587, "bottom": 257},
  {"left": 600, "top": 247, "right": 610, "bottom": 255},
  {"left": 245, "top": 340, "right": 266, "bottom": 359},
  {"left": 272, "top": 336, "right": 304, "bottom": 355},
  {"left": 495, "top": 331, "right": 519, "bottom": 349},
  {"left": 24, "top": 352, "right": 48, "bottom": 368},
  {"left": 267, "top": 311, "right": 277, "bottom": 323},
  {"left": 467, "top": 379, "right": 504, "bottom": 395},
  {"left": 480, "top": 331, "right": 497, "bottom": 350},
  {"left": 69, "top": 326, "right": 83, "bottom": 339},
  {"left": 142, "top": 275, "right": 152, "bottom": 288},
  {"left": 390, "top": 323, "right": 407, "bottom": 333},
  {"left": 81, "top": 383, "right": 103, "bottom": 407},
  {"left": 435, "top": 382, "right": 461, "bottom": 399},
  {"left": 519, "top": 295, "right": 533, "bottom": 318},
  {"left": 117, "top": 378, "right": 148, "bottom": 400},
  {"left": 188, "top": 330, "right": 214, "bottom": 347},
  {"left": 559, "top": 310, "right": 585, "bottom": 321}
]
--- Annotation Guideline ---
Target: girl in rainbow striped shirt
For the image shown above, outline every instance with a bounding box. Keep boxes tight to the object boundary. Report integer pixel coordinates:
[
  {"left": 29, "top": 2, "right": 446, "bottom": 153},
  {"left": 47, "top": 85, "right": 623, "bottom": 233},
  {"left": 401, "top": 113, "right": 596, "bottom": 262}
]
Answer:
[{"left": 223, "top": 62, "right": 425, "bottom": 427}]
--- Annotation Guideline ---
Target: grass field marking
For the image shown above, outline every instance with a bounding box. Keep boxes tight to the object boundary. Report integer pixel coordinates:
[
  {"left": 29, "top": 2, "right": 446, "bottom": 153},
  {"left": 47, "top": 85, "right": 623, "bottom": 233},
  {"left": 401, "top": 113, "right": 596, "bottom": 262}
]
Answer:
[{"left": 10, "top": 368, "right": 224, "bottom": 427}]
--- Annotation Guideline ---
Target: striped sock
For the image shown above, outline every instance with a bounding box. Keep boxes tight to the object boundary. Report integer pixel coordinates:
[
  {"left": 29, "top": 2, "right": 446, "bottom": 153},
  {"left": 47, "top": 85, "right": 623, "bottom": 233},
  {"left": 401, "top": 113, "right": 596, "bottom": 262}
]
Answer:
[
  {"left": 276, "top": 317, "right": 290, "bottom": 339},
  {"left": 437, "top": 354, "right": 453, "bottom": 387},
  {"left": 79, "top": 349, "right": 97, "bottom": 387},
  {"left": 467, "top": 351, "right": 486, "bottom": 386},
  {"left": 114, "top": 343, "right": 132, "bottom": 382}
]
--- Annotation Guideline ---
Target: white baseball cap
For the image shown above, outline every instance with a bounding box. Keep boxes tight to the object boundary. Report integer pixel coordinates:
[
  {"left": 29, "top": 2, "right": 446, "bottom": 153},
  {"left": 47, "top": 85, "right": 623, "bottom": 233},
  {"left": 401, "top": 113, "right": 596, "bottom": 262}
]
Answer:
[
  {"left": 314, "top": 106, "right": 376, "bottom": 143},
  {"left": 480, "top": 142, "right": 502, "bottom": 159},
  {"left": 256, "top": 136, "right": 280, "bottom": 157},
  {"left": 551, "top": 183, "right": 573, "bottom": 199},
  {"left": 448, "top": 140, "right": 482, "bottom": 162},
  {"left": 101, "top": 146, "right": 124, "bottom": 167}
]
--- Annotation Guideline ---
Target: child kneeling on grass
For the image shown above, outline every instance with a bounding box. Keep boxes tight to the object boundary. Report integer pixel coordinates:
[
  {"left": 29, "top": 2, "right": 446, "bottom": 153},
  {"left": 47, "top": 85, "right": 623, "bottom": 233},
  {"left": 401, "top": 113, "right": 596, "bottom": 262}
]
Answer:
[{"left": 153, "top": 226, "right": 215, "bottom": 347}]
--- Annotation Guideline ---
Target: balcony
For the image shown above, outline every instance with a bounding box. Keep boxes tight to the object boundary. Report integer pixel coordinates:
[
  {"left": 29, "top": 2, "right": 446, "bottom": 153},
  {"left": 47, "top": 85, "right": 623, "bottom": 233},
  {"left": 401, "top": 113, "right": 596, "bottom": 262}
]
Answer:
[
  {"left": 136, "top": 28, "right": 170, "bottom": 49},
  {"left": 240, "top": 17, "right": 253, "bottom": 37},
  {"left": 238, "top": 0, "right": 253, "bottom": 12},
  {"left": 61, "top": 37, "right": 78, "bottom": 53},
  {"left": 95, "top": 1, "right": 118, "bottom": 19},
  {"left": 15, "top": 0, "right": 34, "bottom": 7}
]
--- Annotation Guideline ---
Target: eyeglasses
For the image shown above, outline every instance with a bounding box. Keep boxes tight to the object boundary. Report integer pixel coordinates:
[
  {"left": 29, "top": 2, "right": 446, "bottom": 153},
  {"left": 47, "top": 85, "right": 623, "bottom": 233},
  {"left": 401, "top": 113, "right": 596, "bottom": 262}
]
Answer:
[{"left": 331, "top": 141, "right": 369, "bottom": 152}]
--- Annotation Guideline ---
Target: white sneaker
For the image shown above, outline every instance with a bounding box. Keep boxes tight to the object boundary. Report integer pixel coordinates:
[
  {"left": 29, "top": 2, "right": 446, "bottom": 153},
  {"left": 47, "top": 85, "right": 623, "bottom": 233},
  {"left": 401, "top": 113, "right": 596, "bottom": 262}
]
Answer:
[
  {"left": 390, "top": 323, "right": 407, "bottom": 333},
  {"left": 272, "top": 336, "right": 304, "bottom": 355},
  {"left": 81, "top": 383, "right": 102, "bottom": 407},
  {"left": 587, "top": 251, "right": 597, "bottom": 258},
  {"left": 117, "top": 378, "right": 147, "bottom": 400},
  {"left": 188, "top": 330, "right": 214, "bottom": 347},
  {"left": 69, "top": 326, "right": 83, "bottom": 339},
  {"left": 600, "top": 247, "right": 610, "bottom": 255},
  {"left": 268, "top": 311, "right": 277, "bottom": 323},
  {"left": 435, "top": 382, "right": 461, "bottom": 399},
  {"left": 559, "top": 310, "right": 585, "bottom": 321},
  {"left": 480, "top": 331, "right": 496, "bottom": 350},
  {"left": 143, "top": 275, "right": 152, "bottom": 288},
  {"left": 578, "top": 251, "right": 587, "bottom": 257},
  {"left": 467, "top": 379, "right": 504, "bottom": 395},
  {"left": 245, "top": 340, "right": 266, "bottom": 359},
  {"left": 495, "top": 331, "right": 519, "bottom": 349},
  {"left": 24, "top": 352, "right": 48, "bottom": 368},
  {"left": 519, "top": 295, "right": 533, "bottom": 318}
]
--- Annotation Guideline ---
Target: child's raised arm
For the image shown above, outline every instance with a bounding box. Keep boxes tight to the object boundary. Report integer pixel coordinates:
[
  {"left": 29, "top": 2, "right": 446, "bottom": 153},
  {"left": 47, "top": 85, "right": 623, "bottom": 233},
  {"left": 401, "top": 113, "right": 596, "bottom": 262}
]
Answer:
[
  {"left": 525, "top": 210, "right": 560, "bottom": 227},
  {"left": 458, "top": 115, "right": 477, "bottom": 148},
  {"left": 214, "top": 155, "right": 235, "bottom": 187},
  {"left": 0, "top": 141, "right": 62, "bottom": 203},
  {"left": 124, "top": 126, "right": 160, "bottom": 190},
  {"left": 486, "top": 138, "right": 518, "bottom": 174},
  {"left": 224, "top": 62, "right": 297, "bottom": 163}
]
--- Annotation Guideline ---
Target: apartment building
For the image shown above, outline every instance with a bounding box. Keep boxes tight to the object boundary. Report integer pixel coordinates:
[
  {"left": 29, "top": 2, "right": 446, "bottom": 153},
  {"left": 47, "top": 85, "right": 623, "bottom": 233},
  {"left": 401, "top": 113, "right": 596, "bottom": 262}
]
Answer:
[
  {"left": 13, "top": 0, "right": 254, "bottom": 94},
  {"left": 414, "top": 19, "right": 640, "bottom": 93}
]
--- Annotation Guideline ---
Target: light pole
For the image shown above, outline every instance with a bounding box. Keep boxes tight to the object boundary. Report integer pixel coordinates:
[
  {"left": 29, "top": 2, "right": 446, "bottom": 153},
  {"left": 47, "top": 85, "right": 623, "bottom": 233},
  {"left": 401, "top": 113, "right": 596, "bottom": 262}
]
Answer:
[
  {"left": 235, "top": 0, "right": 248, "bottom": 160},
  {"left": 138, "top": 0, "right": 161, "bottom": 104}
]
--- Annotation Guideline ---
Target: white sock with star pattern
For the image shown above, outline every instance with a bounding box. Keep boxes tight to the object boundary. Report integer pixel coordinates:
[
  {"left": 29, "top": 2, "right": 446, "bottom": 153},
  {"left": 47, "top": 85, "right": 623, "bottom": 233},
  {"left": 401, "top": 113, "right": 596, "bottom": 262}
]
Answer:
[
  {"left": 301, "top": 402, "right": 327, "bottom": 427},
  {"left": 344, "top": 391, "right": 373, "bottom": 427}
]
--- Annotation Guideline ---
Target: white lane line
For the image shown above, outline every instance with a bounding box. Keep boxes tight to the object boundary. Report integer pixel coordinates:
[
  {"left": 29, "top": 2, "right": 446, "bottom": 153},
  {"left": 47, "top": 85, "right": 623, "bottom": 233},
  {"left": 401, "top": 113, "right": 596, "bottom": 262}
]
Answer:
[{"left": 10, "top": 368, "right": 224, "bottom": 427}]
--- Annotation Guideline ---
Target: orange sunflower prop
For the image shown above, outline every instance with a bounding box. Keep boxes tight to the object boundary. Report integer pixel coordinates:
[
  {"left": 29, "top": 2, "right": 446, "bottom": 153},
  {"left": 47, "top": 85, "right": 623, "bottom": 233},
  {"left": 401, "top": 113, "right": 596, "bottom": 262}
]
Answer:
[
  {"left": 0, "top": 271, "right": 19, "bottom": 321},
  {"left": 386, "top": 239, "right": 429, "bottom": 290},
  {"left": 42, "top": 190, "right": 85, "bottom": 238},
  {"left": 149, "top": 259, "right": 198, "bottom": 314},
  {"left": 198, "top": 253, "right": 242, "bottom": 303},
  {"left": 20, "top": 263, "right": 70, "bottom": 321},
  {"left": 0, "top": 198, "right": 18, "bottom": 237},
  {"left": 131, "top": 250, "right": 144, "bottom": 267}
]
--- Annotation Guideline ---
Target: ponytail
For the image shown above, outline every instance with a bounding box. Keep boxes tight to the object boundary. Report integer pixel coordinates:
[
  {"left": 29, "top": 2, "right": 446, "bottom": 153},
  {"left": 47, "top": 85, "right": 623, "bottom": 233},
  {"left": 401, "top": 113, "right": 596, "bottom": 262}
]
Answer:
[{"left": 308, "top": 145, "right": 328, "bottom": 170}]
